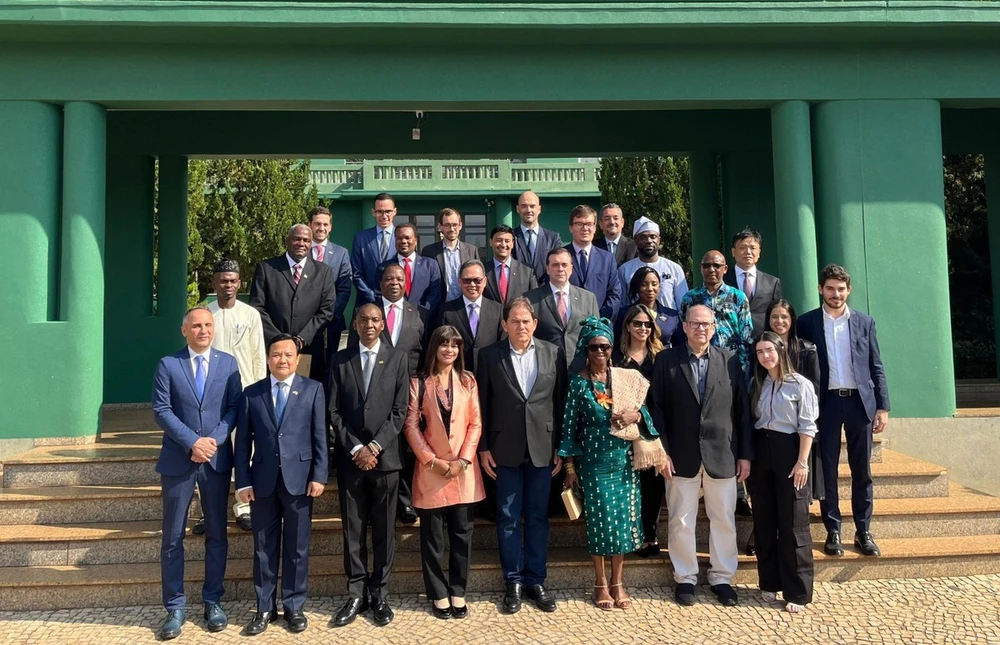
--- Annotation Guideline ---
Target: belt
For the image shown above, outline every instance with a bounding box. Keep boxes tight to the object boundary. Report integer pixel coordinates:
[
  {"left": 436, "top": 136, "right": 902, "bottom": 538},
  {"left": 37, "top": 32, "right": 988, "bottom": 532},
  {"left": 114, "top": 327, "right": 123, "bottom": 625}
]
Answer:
[{"left": 832, "top": 388, "right": 857, "bottom": 397}]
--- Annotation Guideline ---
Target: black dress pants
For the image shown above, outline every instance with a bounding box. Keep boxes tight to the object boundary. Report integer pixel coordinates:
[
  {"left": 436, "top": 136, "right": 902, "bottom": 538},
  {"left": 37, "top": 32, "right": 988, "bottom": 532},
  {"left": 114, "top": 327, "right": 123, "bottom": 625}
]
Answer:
[
  {"left": 639, "top": 468, "right": 664, "bottom": 543},
  {"left": 338, "top": 467, "right": 399, "bottom": 602},
  {"left": 416, "top": 503, "right": 476, "bottom": 600}
]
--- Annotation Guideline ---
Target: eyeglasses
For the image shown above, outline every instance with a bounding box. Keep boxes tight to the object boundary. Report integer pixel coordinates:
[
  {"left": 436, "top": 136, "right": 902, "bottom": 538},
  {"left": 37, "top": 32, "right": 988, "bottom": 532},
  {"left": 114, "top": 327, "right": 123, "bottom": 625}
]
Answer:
[
  {"left": 572, "top": 221, "right": 596, "bottom": 230},
  {"left": 460, "top": 277, "right": 484, "bottom": 285},
  {"left": 373, "top": 209, "right": 395, "bottom": 216},
  {"left": 630, "top": 320, "right": 655, "bottom": 330},
  {"left": 587, "top": 343, "right": 612, "bottom": 353},
  {"left": 439, "top": 223, "right": 461, "bottom": 229},
  {"left": 701, "top": 263, "right": 725, "bottom": 270},
  {"left": 685, "top": 321, "right": 715, "bottom": 329}
]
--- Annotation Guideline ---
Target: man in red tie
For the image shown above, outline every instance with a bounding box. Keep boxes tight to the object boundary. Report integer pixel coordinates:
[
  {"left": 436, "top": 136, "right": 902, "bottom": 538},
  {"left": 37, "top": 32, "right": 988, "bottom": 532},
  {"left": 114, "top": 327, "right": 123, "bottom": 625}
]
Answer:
[
  {"left": 376, "top": 223, "right": 443, "bottom": 317},
  {"left": 484, "top": 224, "right": 538, "bottom": 306},
  {"left": 723, "top": 228, "right": 783, "bottom": 333}
]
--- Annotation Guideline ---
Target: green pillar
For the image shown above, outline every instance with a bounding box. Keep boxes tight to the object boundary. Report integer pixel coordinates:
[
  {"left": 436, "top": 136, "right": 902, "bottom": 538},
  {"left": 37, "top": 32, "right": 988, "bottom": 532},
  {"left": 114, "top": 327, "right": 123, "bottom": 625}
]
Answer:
[
  {"left": 770, "top": 101, "right": 819, "bottom": 312},
  {"left": 813, "top": 100, "right": 954, "bottom": 417},
  {"left": 158, "top": 156, "right": 190, "bottom": 317},
  {"left": 985, "top": 153, "right": 1000, "bottom": 379},
  {"left": 689, "top": 153, "right": 721, "bottom": 287},
  {"left": 495, "top": 196, "right": 514, "bottom": 228},
  {"left": 720, "top": 150, "right": 778, "bottom": 275}
]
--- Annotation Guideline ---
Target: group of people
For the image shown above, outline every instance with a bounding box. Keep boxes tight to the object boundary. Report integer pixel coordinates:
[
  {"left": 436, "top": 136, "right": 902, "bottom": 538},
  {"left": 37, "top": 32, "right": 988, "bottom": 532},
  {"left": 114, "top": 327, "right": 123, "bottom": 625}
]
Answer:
[{"left": 150, "top": 191, "right": 890, "bottom": 640}]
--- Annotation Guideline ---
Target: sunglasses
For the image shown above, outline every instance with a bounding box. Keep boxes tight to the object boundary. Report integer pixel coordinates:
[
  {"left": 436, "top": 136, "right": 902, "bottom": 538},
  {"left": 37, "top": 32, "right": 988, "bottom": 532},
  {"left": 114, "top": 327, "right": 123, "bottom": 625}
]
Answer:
[
  {"left": 587, "top": 343, "right": 612, "bottom": 353},
  {"left": 701, "top": 262, "right": 725, "bottom": 270},
  {"left": 460, "top": 277, "right": 485, "bottom": 285},
  {"left": 630, "top": 320, "right": 655, "bottom": 330}
]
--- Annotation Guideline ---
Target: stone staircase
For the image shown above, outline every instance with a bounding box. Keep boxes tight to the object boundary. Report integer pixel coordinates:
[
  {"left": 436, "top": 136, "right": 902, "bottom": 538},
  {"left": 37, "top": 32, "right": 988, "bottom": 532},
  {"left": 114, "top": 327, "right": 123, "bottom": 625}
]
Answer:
[{"left": 0, "top": 409, "right": 999, "bottom": 611}]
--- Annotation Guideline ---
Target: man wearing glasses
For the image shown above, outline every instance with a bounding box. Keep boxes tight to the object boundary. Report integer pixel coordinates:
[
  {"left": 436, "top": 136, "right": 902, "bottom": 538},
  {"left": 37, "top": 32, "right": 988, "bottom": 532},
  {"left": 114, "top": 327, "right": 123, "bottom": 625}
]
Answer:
[
  {"left": 722, "top": 228, "right": 783, "bottom": 333},
  {"left": 564, "top": 204, "right": 623, "bottom": 321},
  {"left": 593, "top": 203, "right": 638, "bottom": 266},
  {"left": 352, "top": 192, "right": 399, "bottom": 305},
  {"left": 435, "top": 259, "right": 503, "bottom": 374},
  {"left": 422, "top": 207, "right": 481, "bottom": 305}
]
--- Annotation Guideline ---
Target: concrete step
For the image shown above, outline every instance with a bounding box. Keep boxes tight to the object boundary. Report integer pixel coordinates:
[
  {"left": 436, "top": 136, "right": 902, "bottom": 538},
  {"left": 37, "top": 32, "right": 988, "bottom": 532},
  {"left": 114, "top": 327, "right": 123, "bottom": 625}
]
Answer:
[
  {"left": 837, "top": 450, "right": 947, "bottom": 499},
  {"left": 1, "top": 444, "right": 160, "bottom": 488}
]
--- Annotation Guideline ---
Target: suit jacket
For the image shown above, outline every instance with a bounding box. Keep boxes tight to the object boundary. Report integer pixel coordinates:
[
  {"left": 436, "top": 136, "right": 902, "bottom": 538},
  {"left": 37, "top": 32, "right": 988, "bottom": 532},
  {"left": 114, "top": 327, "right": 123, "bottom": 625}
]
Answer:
[
  {"left": 234, "top": 375, "right": 329, "bottom": 498},
  {"left": 313, "top": 241, "right": 353, "bottom": 341},
  {"left": 249, "top": 255, "right": 336, "bottom": 349},
  {"left": 403, "top": 375, "right": 486, "bottom": 509},
  {"left": 152, "top": 348, "right": 243, "bottom": 476},
  {"left": 649, "top": 344, "right": 753, "bottom": 479},
  {"left": 476, "top": 339, "right": 567, "bottom": 468},
  {"left": 525, "top": 283, "right": 600, "bottom": 368},
  {"left": 421, "top": 240, "right": 481, "bottom": 303},
  {"left": 796, "top": 307, "right": 891, "bottom": 420},
  {"left": 594, "top": 235, "right": 638, "bottom": 266},
  {"left": 566, "top": 244, "right": 624, "bottom": 320},
  {"left": 513, "top": 225, "right": 564, "bottom": 283},
  {"left": 483, "top": 257, "right": 538, "bottom": 306},
  {"left": 377, "top": 254, "right": 443, "bottom": 316},
  {"left": 723, "top": 267, "right": 783, "bottom": 333},
  {"left": 327, "top": 343, "right": 410, "bottom": 472},
  {"left": 434, "top": 297, "right": 504, "bottom": 374},
  {"left": 346, "top": 298, "right": 427, "bottom": 376},
  {"left": 351, "top": 225, "right": 392, "bottom": 305}
]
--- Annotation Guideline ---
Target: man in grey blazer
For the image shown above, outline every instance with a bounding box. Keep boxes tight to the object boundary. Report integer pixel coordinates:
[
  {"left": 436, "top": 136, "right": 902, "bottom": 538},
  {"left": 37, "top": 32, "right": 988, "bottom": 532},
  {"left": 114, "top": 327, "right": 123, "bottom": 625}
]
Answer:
[
  {"left": 594, "top": 202, "right": 638, "bottom": 266},
  {"left": 485, "top": 224, "right": 538, "bottom": 306},
  {"left": 525, "top": 247, "right": 599, "bottom": 370},
  {"left": 723, "top": 228, "right": 782, "bottom": 333},
  {"left": 421, "top": 207, "right": 481, "bottom": 304}
]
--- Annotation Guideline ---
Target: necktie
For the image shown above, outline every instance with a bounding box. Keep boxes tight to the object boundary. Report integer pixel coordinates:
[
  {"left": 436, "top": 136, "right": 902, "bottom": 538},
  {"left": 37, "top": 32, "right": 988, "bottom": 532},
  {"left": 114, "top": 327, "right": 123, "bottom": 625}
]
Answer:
[
  {"left": 403, "top": 257, "right": 413, "bottom": 297},
  {"left": 556, "top": 290, "right": 568, "bottom": 325},
  {"left": 578, "top": 249, "right": 589, "bottom": 282},
  {"left": 468, "top": 303, "right": 479, "bottom": 337},
  {"left": 386, "top": 304, "right": 397, "bottom": 340},
  {"left": 743, "top": 271, "right": 755, "bottom": 298},
  {"left": 609, "top": 241, "right": 617, "bottom": 258},
  {"left": 293, "top": 263, "right": 301, "bottom": 285},
  {"left": 498, "top": 263, "right": 509, "bottom": 302},
  {"left": 379, "top": 230, "right": 389, "bottom": 261},
  {"left": 526, "top": 229, "right": 536, "bottom": 261},
  {"left": 447, "top": 250, "right": 460, "bottom": 300},
  {"left": 274, "top": 382, "right": 287, "bottom": 425},
  {"left": 313, "top": 244, "right": 325, "bottom": 262},
  {"left": 362, "top": 349, "right": 375, "bottom": 394},
  {"left": 195, "top": 355, "right": 207, "bottom": 401}
]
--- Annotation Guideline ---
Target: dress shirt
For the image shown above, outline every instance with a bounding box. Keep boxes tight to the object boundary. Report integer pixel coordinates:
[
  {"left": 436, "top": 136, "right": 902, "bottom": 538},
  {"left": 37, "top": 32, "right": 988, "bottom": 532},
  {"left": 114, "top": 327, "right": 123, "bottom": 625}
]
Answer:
[
  {"left": 397, "top": 252, "right": 418, "bottom": 268},
  {"left": 509, "top": 340, "right": 539, "bottom": 397},
  {"left": 285, "top": 252, "right": 306, "bottom": 275},
  {"left": 351, "top": 340, "right": 382, "bottom": 456},
  {"left": 493, "top": 258, "right": 511, "bottom": 280},
  {"left": 377, "top": 225, "right": 395, "bottom": 251},
  {"left": 572, "top": 242, "right": 594, "bottom": 256},
  {"left": 735, "top": 265, "right": 757, "bottom": 294},
  {"left": 236, "top": 373, "right": 296, "bottom": 495},
  {"left": 605, "top": 235, "right": 622, "bottom": 252},
  {"left": 685, "top": 344, "right": 709, "bottom": 401},
  {"left": 443, "top": 243, "right": 462, "bottom": 301},
  {"left": 754, "top": 373, "right": 818, "bottom": 438},
  {"left": 381, "top": 297, "right": 404, "bottom": 346},
  {"left": 187, "top": 346, "right": 212, "bottom": 378},
  {"left": 823, "top": 306, "right": 858, "bottom": 389},
  {"left": 549, "top": 282, "right": 572, "bottom": 321}
]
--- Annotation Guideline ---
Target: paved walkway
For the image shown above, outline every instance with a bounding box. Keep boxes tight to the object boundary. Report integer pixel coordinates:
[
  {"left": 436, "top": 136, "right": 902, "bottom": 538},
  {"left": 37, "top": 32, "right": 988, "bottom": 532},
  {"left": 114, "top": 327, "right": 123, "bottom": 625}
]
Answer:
[{"left": 0, "top": 575, "right": 997, "bottom": 644}]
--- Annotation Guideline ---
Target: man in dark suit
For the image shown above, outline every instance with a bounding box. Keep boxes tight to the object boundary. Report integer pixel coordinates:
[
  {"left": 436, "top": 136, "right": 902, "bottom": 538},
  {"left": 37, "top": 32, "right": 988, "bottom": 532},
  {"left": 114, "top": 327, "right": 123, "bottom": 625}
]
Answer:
[
  {"left": 594, "top": 202, "right": 638, "bottom": 266},
  {"left": 484, "top": 224, "right": 538, "bottom": 306},
  {"left": 435, "top": 259, "right": 503, "bottom": 374},
  {"left": 476, "top": 296, "right": 567, "bottom": 615},
  {"left": 512, "top": 190, "right": 564, "bottom": 283},
  {"left": 525, "top": 247, "right": 599, "bottom": 369},
  {"left": 723, "top": 228, "right": 783, "bottom": 333},
  {"left": 796, "top": 264, "right": 890, "bottom": 558},
  {"left": 249, "top": 224, "right": 337, "bottom": 380},
  {"left": 235, "top": 333, "right": 329, "bottom": 635},
  {"left": 377, "top": 223, "right": 443, "bottom": 316},
  {"left": 327, "top": 303, "right": 410, "bottom": 628},
  {"left": 421, "top": 207, "right": 481, "bottom": 304},
  {"left": 650, "top": 304, "right": 753, "bottom": 608},
  {"left": 152, "top": 306, "right": 243, "bottom": 641},
  {"left": 564, "top": 204, "right": 623, "bottom": 320},
  {"left": 308, "top": 206, "right": 354, "bottom": 364},
  {"left": 351, "top": 192, "right": 398, "bottom": 305}
]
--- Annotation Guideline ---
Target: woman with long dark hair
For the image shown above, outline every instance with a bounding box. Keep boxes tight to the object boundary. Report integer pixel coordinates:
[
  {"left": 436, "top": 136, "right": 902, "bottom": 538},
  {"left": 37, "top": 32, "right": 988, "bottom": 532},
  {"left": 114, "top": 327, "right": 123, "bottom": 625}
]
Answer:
[{"left": 614, "top": 266, "right": 681, "bottom": 348}]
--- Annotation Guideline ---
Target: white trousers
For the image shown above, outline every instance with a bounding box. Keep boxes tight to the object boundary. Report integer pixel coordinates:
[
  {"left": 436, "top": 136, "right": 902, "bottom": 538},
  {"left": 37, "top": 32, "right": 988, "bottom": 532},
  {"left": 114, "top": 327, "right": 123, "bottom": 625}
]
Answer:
[{"left": 666, "top": 465, "right": 738, "bottom": 586}]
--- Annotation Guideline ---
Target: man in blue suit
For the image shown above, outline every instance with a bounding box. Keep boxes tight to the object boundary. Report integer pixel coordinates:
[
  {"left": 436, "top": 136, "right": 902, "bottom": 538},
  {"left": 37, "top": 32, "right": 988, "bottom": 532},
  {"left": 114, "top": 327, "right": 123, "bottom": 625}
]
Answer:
[
  {"left": 236, "top": 333, "right": 329, "bottom": 635},
  {"left": 797, "top": 264, "right": 891, "bottom": 559},
  {"left": 377, "top": 223, "right": 443, "bottom": 316},
  {"left": 351, "top": 192, "right": 397, "bottom": 305},
  {"left": 564, "top": 204, "right": 623, "bottom": 320},
  {"left": 308, "top": 206, "right": 353, "bottom": 365},
  {"left": 512, "top": 190, "right": 564, "bottom": 283},
  {"left": 152, "top": 306, "right": 243, "bottom": 641}
]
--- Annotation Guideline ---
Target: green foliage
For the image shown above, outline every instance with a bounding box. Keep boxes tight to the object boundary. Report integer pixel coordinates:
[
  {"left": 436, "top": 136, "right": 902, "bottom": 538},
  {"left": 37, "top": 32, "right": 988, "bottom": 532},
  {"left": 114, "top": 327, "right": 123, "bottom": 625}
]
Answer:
[
  {"left": 597, "top": 157, "right": 692, "bottom": 278},
  {"left": 186, "top": 159, "right": 319, "bottom": 305}
]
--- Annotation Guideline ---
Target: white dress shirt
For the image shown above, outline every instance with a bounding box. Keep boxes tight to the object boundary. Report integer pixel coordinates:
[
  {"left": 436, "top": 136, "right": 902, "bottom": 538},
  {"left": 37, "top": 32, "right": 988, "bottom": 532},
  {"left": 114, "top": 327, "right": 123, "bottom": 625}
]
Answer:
[
  {"left": 187, "top": 346, "right": 211, "bottom": 378},
  {"left": 823, "top": 306, "right": 858, "bottom": 390},
  {"left": 286, "top": 252, "right": 306, "bottom": 276},
  {"left": 735, "top": 265, "right": 758, "bottom": 294},
  {"left": 509, "top": 340, "right": 538, "bottom": 396},
  {"left": 351, "top": 341, "right": 382, "bottom": 455},
  {"left": 381, "top": 296, "right": 404, "bottom": 346},
  {"left": 549, "top": 282, "right": 572, "bottom": 321},
  {"left": 463, "top": 295, "right": 484, "bottom": 335}
]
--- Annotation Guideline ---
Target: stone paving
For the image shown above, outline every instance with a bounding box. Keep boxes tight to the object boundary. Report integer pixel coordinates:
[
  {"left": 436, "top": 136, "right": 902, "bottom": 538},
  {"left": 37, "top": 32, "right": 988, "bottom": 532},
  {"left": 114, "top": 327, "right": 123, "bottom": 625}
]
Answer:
[{"left": 1, "top": 575, "right": 998, "bottom": 644}]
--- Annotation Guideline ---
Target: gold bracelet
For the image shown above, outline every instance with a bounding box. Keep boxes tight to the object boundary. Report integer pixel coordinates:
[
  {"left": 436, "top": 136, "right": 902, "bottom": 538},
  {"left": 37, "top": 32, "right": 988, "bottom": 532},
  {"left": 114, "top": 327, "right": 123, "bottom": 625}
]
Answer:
[{"left": 564, "top": 462, "right": 576, "bottom": 475}]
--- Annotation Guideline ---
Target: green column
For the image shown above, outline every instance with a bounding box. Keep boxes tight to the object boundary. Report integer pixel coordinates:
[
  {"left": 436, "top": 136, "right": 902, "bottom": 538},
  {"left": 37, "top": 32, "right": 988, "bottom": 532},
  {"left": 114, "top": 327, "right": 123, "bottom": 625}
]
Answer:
[
  {"left": 985, "top": 153, "right": 1000, "bottom": 379},
  {"left": 771, "top": 101, "right": 819, "bottom": 312},
  {"left": 813, "top": 100, "right": 954, "bottom": 417},
  {"left": 720, "top": 150, "right": 778, "bottom": 275},
  {"left": 688, "top": 153, "right": 721, "bottom": 286},
  {"left": 157, "top": 156, "right": 189, "bottom": 318},
  {"left": 495, "top": 196, "right": 514, "bottom": 228}
]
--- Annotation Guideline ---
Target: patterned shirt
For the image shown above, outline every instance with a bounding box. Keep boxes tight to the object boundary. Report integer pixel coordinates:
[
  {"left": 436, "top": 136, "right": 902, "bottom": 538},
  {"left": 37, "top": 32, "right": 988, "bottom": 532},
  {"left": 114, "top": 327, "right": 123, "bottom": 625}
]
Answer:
[{"left": 680, "top": 284, "right": 753, "bottom": 376}]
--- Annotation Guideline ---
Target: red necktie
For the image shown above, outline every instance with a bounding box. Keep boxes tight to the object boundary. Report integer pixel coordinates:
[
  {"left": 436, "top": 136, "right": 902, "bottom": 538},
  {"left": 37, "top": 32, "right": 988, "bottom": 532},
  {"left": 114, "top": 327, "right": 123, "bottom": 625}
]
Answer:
[
  {"left": 556, "top": 290, "right": 568, "bottom": 324},
  {"left": 293, "top": 264, "right": 301, "bottom": 285},
  {"left": 313, "top": 244, "right": 325, "bottom": 262},
  {"left": 404, "top": 257, "right": 413, "bottom": 297},
  {"left": 498, "top": 264, "right": 509, "bottom": 302},
  {"left": 386, "top": 304, "right": 397, "bottom": 339}
]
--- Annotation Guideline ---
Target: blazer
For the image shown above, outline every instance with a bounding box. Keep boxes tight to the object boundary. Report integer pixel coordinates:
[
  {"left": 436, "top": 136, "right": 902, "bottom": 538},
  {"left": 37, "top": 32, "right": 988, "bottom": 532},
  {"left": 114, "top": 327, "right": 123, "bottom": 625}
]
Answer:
[
  {"left": 377, "top": 254, "right": 443, "bottom": 315},
  {"left": 796, "top": 307, "right": 891, "bottom": 420},
  {"left": 483, "top": 258, "right": 539, "bottom": 306},
  {"left": 594, "top": 235, "right": 638, "bottom": 266},
  {"left": 566, "top": 243, "right": 624, "bottom": 320},
  {"left": 434, "top": 297, "right": 504, "bottom": 374},
  {"left": 152, "top": 348, "right": 243, "bottom": 477},
  {"left": 421, "top": 240, "right": 481, "bottom": 303},
  {"left": 723, "top": 267, "right": 783, "bottom": 333},
  {"left": 351, "top": 225, "right": 392, "bottom": 305},
  {"left": 314, "top": 241, "right": 354, "bottom": 340},
  {"left": 476, "top": 338, "right": 567, "bottom": 468},
  {"left": 513, "top": 225, "right": 564, "bottom": 283},
  {"left": 234, "top": 375, "right": 329, "bottom": 498},
  {"left": 249, "top": 254, "right": 336, "bottom": 349},
  {"left": 327, "top": 343, "right": 410, "bottom": 472},
  {"left": 524, "top": 283, "right": 600, "bottom": 369},
  {"left": 379, "top": 298, "right": 427, "bottom": 376},
  {"left": 649, "top": 344, "right": 754, "bottom": 479},
  {"left": 403, "top": 374, "right": 486, "bottom": 510}
]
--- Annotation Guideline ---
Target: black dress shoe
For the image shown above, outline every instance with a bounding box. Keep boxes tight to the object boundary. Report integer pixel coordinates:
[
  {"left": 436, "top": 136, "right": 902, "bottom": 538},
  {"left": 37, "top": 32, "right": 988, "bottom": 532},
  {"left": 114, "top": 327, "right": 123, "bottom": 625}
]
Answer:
[
  {"left": 236, "top": 514, "right": 253, "bottom": 531},
  {"left": 333, "top": 597, "right": 368, "bottom": 627},
  {"left": 674, "top": 583, "right": 696, "bottom": 606},
  {"left": 744, "top": 534, "right": 756, "bottom": 557},
  {"left": 854, "top": 531, "right": 882, "bottom": 557},
  {"left": 824, "top": 531, "right": 845, "bottom": 556},
  {"left": 525, "top": 584, "right": 557, "bottom": 612},
  {"left": 203, "top": 602, "right": 227, "bottom": 632},
  {"left": 711, "top": 583, "right": 739, "bottom": 607},
  {"left": 371, "top": 599, "right": 394, "bottom": 626},
  {"left": 431, "top": 605, "right": 451, "bottom": 620},
  {"left": 502, "top": 583, "right": 523, "bottom": 614},
  {"left": 158, "top": 609, "right": 185, "bottom": 640},
  {"left": 634, "top": 542, "right": 661, "bottom": 558},
  {"left": 191, "top": 517, "right": 206, "bottom": 535},
  {"left": 735, "top": 498, "right": 753, "bottom": 517},
  {"left": 399, "top": 506, "right": 418, "bottom": 525},
  {"left": 244, "top": 611, "right": 278, "bottom": 636},
  {"left": 450, "top": 604, "right": 469, "bottom": 619},
  {"left": 284, "top": 609, "right": 308, "bottom": 633}
]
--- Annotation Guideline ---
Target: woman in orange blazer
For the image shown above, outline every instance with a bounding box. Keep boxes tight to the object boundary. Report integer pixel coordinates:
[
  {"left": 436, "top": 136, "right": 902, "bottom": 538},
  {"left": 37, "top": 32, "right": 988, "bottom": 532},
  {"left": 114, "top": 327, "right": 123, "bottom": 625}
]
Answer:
[{"left": 403, "top": 325, "right": 486, "bottom": 620}]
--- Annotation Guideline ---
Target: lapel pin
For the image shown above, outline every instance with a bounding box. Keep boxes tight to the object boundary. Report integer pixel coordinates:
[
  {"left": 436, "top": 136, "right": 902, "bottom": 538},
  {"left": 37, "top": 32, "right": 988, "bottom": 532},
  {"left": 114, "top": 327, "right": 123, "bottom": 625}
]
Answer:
[
  {"left": 292, "top": 391, "right": 299, "bottom": 396},
  {"left": 378, "top": 360, "right": 385, "bottom": 365}
]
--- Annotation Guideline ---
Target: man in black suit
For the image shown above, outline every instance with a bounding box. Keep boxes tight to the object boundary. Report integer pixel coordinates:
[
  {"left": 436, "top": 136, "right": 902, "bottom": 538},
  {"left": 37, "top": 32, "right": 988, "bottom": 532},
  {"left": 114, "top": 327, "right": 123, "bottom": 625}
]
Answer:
[
  {"left": 485, "top": 224, "right": 538, "bottom": 306},
  {"left": 797, "top": 264, "right": 890, "bottom": 558},
  {"left": 249, "top": 224, "right": 337, "bottom": 379},
  {"left": 525, "top": 247, "right": 599, "bottom": 370},
  {"left": 650, "top": 304, "right": 753, "bottom": 608},
  {"left": 476, "top": 297, "right": 567, "bottom": 615},
  {"left": 593, "top": 202, "right": 638, "bottom": 266},
  {"left": 435, "top": 259, "right": 503, "bottom": 374},
  {"left": 235, "top": 334, "right": 328, "bottom": 635},
  {"left": 378, "top": 223, "right": 443, "bottom": 317},
  {"left": 512, "top": 190, "right": 564, "bottom": 283},
  {"left": 327, "top": 303, "right": 410, "bottom": 628},
  {"left": 421, "top": 207, "right": 481, "bottom": 304},
  {"left": 723, "top": 228, "right": 782, "bottom": 333}
]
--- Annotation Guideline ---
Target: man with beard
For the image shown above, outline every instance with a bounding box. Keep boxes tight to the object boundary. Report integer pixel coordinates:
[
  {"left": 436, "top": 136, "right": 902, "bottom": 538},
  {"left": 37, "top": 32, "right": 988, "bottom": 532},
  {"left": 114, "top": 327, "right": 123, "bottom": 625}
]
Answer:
[
  {"left": 484, "top": 224, "right": 538, "bottom": 305},
  {"left": 593, "top": 202, "right": 637, "bottom": 266},
  {"left": 617, "top": 217, "right": 688, "bottom": 334}
]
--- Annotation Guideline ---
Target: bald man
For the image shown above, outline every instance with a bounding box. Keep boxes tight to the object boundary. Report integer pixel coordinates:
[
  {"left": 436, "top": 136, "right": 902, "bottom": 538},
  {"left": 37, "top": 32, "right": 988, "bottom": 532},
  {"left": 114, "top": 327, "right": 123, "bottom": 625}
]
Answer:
[{"left": 512, "top": 191, "right": 564, "bottom": 283}]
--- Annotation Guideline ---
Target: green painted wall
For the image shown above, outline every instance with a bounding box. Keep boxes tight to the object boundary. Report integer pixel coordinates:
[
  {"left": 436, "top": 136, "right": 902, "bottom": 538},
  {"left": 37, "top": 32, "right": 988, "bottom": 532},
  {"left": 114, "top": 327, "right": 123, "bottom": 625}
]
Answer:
[{"left": 720, "top": 150, "right": 778, "bottom": 276}]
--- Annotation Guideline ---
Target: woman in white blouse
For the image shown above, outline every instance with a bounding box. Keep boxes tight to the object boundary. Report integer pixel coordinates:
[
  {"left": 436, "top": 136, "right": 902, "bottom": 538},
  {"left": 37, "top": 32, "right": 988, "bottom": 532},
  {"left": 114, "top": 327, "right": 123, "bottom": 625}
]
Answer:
[{"left": 749, "top": 331, "right": 819, "bottom": 614}]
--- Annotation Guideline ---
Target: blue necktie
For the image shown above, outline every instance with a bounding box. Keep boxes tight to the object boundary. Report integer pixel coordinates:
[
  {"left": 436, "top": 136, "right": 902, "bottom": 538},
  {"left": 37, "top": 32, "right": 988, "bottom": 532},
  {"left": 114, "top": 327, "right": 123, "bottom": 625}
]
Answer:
[
  {"left": 609, "top": 241, "right": 617, "bottom": 258},
  {"left": 274, "top": 382, "right": 288, "bottom": 425},
  {"left": 526, "top": 229, "right": 536, "bottom": 261},
  {"left": 579, "top": 249, "right": 589, "bottom": 282},
  {"left": 195, "top": 355, "right": 207, "bottom": 401}
]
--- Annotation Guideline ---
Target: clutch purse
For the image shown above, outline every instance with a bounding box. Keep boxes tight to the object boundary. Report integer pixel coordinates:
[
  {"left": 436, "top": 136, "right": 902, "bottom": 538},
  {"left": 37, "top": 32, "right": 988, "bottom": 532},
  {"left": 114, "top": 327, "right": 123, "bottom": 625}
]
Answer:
[
  {"left": 561, "top": 486, "right": 584, "bottom": 521},
  {"left": 609, "top": 367, "right": 649, "bottom": 441}
]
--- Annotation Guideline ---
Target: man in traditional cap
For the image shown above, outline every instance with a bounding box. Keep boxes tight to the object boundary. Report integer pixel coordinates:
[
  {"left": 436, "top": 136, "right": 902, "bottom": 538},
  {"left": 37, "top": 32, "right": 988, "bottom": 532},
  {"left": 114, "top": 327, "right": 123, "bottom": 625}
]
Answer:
[{"left": 617, "top": 217, "right": 689, "bottom": 336}]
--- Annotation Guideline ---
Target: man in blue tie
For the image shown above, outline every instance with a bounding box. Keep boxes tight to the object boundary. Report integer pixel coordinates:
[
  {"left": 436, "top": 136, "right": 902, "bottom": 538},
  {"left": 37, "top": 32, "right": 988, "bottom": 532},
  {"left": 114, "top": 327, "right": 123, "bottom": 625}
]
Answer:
[
  {"left": 351, "top": 192, "right": 398, "bottom": 305},
  {"left": 152, "top": 306, "right": 243, "bottom": 641}
]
